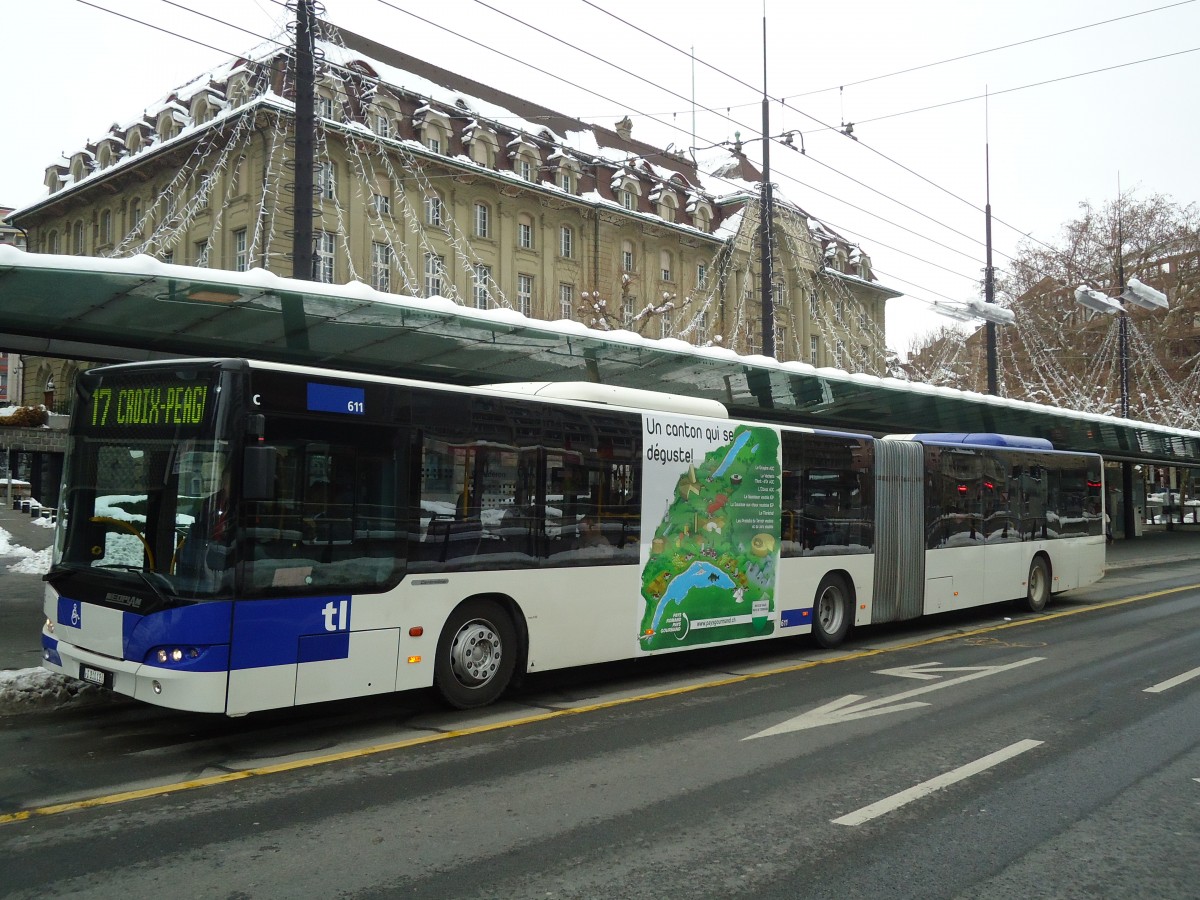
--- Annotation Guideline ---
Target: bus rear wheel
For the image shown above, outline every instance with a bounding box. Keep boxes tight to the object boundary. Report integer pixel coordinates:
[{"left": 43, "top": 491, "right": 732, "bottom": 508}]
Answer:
[
  {"left": 1022, "top": 557, "right": 1050, "bottom": 613},
  {"left": 434, "top": 599, "right": 518, "bottom": 709},
  {"left": 813, "top": 573, "right": 852, "bottom": 648}
]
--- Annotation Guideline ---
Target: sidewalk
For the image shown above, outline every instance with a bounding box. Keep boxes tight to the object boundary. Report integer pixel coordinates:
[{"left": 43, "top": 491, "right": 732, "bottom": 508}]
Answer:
[
  {"left": 1, "top": 504, "right": 1198, "bottom": 672},
  {"left": 0, "top": 500, "right": 56, "bottom": 672}
]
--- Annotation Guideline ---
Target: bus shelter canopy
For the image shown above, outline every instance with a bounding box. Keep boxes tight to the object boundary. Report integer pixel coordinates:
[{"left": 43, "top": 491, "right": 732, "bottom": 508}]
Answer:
[{"left": 2, "top": 247, "right": 1198, "bottom": 467}]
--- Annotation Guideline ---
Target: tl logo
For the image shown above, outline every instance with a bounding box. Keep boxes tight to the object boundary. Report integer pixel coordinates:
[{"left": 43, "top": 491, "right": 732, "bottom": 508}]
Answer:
[{"left": 321, "top": 599, "right": 350, "bottom": 632}]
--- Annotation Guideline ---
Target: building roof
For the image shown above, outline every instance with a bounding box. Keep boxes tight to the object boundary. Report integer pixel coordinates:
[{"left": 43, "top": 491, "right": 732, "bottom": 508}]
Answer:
[{"left": 2, "top": 246, "right": 1198, "bottom": 467}]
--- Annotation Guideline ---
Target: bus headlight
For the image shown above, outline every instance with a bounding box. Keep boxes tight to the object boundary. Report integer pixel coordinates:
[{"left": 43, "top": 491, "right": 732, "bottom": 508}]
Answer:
[
  {"left": 153, "top": 647, "right": 201, "bottom": 665},
  {"left": 45, "top": 618, "right": 55, "bottom": 634}
]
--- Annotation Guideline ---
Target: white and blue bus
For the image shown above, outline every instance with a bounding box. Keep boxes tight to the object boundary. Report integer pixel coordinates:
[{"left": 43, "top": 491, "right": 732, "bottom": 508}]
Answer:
[{"left": 41, "top": 359, "right": 1105, "bottom": 714}]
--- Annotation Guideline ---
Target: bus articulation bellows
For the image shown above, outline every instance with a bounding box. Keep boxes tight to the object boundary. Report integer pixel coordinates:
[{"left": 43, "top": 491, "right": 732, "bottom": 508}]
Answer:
[{"left": 41, "top": 359, "right": 1105, "bottom": 714}]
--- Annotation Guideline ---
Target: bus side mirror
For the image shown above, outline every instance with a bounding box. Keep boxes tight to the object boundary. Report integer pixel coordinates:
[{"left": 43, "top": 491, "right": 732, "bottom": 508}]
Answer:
[{"left": 242, "top": 446, "right": 277, "bottom": 500}]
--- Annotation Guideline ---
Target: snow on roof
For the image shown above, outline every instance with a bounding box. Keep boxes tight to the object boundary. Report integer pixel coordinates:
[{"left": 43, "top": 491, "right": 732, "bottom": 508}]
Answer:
[{"left": 4, "top": 245, "right": 1193, "bottom": 444}]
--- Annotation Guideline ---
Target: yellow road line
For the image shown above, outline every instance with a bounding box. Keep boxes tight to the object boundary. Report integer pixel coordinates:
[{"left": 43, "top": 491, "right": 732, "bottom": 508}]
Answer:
[{"left": 3, "top": 580, "right": 1196, "bottom": 826}]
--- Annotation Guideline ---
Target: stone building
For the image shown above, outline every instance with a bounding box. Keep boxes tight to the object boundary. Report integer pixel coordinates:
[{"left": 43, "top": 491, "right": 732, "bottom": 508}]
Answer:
[{"left": 9, "top": 22, "right": 899, "bottom": 407}]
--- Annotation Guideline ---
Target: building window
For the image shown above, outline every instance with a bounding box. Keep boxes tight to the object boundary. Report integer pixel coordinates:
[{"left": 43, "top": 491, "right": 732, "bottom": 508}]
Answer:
[
  {"left": 777, "top": 324, "right": 787, "bottom": 356},
  {"left": 517, "top": 274, "right": 534, "bottom": 317},
  {"left": 622, "top": 301, "right": 634, "bottom": 329},
  {"left": 234, "top": 228, "right": 248, "bottom": 272},
  {"left": 317, "top": 161, "right": 335, "bottom": 201},
  {"left": 558, "top": 171, "right": 574, "bottom": 193},
  {"left": 660, "top": 250, "right": 673, "bottom": 282},
  {"left": 424, "top": 253, "right": 446, "bottom": 297},
  {"left": 425, "top": 192, "right": 444, "bottom": 227},
  {"left": 73, "top": 220, "right": 85, "bottom": 255},
  {"left": 47, "top": 231, "right": 59, "bottom": 254},
  {"left": 162, "top": 249, "right": 174, "bottom": 265},
  {"left": 621, "top": 188, "right": 636, "bottom": 211},
  {"left": 858, "top": 308, "right": 868, "bottom": 331},
  {"left": 518, "top": 215, "right": 533, "bottom": 249},
  {"left": 473, "top": 264, "right": 492, "bottom": 309},
  {"left": 697, "top": 263, "right": 708, "bottom": 290},
  {"left": 836, "top": 297, "right": 845, "bottom": 324},
  {"left": 99, "top": 210, "right": 111, "bottom": 245},
  {"left": 475, "top": 202, "right": 490, "bottom": 238},
  {"left": 427, "top": 136, "right": 442, "bottom": 154},
  {"left": 129, "top": 199, "right": 142, "bottom": 235},
  {"left": 809, "top": 288, "right": 819, "bottom": 317},
  {"left": 314, "top": 231, "right": 335, "bottom": 283},
  {"left": 372, "top": 192, "right": 391, "bottom": 215},
  {"left": 621, "top": 241, "right": 635, "bottom": 272},
  {"left": 559, "top": 283, "right": 574, "bottom": 320},
  {"left": 660, "top": 313, "right": 674, "bottom": 339},
  {"left": 517, "top": 158, "right": 534, "bottom": 182},
  {"left": 695, "top": 310, "right": 708, "bottom": 342},
  {"left": 317, "top": 95, "right": 335, "bottom": 119},
  {"left": 810, "top": 336, "right": 819, "bottom": 366},
  {"left": 560, "top": 226, "right": 573, "bottom": 259},
  {"left": 372, "top": 242, "right": 391, "bottom": 292},
  {"left": 374, "top": 114, "right": 390, "bottom": 138},
  {"left": 836, "top": 339, "right": 845, "bottom": 366},
  {"left": 194, "top": 240, "right": 208, "bottom": 266}
]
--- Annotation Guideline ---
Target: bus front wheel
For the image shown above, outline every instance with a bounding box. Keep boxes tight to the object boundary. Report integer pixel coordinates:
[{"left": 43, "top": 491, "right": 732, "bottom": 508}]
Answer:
[
  {"left": 434, "top": 599, "right": 518, "bottom": 709},
  {"left": 1022, "top": 557, "right": 1050, "bottom": 613},
  {"left": 813, "top": 573, "right": 852, "bottom": 649}
]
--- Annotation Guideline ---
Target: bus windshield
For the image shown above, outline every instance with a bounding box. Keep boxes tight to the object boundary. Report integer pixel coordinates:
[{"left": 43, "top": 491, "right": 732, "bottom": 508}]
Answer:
[{"left": 51, "top": 365, "right": 236, "bottom": 602}]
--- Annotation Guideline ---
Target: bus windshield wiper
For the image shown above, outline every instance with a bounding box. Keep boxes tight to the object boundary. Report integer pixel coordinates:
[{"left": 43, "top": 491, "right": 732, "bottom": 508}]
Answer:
[{"left": 93, "top": 564, "right": 173, "bottom": 604}]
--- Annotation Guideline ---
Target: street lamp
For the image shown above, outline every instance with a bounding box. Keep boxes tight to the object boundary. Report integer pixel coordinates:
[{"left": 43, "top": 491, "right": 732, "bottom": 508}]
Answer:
[
  {"left": 1073, "top": 275, "right": 1168, "bottom": 540},
  {"left": 1072, "top": 277, "right": 1169, "bottom": 417}
]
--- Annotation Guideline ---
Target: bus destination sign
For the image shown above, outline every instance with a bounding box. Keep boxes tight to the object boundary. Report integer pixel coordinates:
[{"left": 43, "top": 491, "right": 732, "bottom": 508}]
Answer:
[{"left": 88, "top": 383, "right": 209, "bottom": 428}]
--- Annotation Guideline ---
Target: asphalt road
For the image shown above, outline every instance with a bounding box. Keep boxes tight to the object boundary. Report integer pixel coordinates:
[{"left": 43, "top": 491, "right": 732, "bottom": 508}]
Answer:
[{"left": 2, "top": 560, "right": 1199, "bottom": 899}]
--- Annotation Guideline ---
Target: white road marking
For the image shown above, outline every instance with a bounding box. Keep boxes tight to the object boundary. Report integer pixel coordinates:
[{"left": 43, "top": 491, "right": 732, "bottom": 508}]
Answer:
[
  {"left": 873, "top": 662, "right": 1014, "bottom": 680},
  {"left": 1144, "top": 665, "right": 1200, "bottom": 694},
  {"left": 745, "top": 657, "right": 1045, "bottom": 739},
  {"left": 832, "top": 739, "right": 1044, "bottom": 827}
]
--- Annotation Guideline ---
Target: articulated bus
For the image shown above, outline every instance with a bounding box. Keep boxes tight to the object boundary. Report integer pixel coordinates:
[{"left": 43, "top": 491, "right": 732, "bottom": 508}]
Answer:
[{"left": 41, "top": 359, "right": 1105, "bottom": 714}]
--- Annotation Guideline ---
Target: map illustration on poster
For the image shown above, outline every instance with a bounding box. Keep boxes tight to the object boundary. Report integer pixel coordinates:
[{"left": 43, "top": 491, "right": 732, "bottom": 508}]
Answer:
[{"left": 638, "top": 414, "right": 781, "bottom": 652}]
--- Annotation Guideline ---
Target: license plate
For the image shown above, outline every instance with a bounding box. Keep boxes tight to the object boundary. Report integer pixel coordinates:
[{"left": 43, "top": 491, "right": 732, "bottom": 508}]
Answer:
[{"left": 80, "top": 665, "right": 113, "bottom": 689}]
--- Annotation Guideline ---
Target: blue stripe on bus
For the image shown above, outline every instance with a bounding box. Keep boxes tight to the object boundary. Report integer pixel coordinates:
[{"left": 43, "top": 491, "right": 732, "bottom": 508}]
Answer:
[
  {"left": 780, "top": 607, "right": 812, "bottom": 627},
  {"left": 42, "top": 635, "right": 61, "bottom": 667},
  {"left": 55, "top": 594, "right": 354, "bottom": 672},
  {"left": 230, "top": 596, "right": 353, "bottom": 670},
  {"left": 123, "top": 602, "right": 235, "bottom": 669},
  {"left": 298, "top": 632, "right": 351, "bottom": 663}
]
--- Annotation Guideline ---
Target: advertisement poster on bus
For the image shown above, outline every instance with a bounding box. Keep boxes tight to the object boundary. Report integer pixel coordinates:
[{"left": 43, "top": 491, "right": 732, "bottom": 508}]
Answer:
[{"left": 638, "top": 414, "right": 781, "bottom": 652}]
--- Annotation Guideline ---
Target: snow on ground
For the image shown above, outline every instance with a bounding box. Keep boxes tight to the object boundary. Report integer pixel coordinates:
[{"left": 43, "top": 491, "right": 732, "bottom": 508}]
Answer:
[
  {"left": 1, "top": 523, "right": 100, "bottom": 714},
  {"left": 0, "top": 667, "right": 107, "bottom": 714},
  {"left": 0, "top": 525, "right": 51, "bottom": 574}
]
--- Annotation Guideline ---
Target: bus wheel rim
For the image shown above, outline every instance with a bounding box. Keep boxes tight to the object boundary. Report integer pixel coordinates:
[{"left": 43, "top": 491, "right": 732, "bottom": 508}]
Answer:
[
  {"left": 818, "top": 587, "right": 843, "bottom": 633},
  {"left": 450, "top": 620, "right": 502, "bottom": 687}
]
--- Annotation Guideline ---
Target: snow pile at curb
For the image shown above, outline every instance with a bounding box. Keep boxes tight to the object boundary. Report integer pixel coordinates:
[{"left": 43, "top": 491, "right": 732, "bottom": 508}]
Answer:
[{"left": 0, "top": 667, "right": 106, "bottom": 715}]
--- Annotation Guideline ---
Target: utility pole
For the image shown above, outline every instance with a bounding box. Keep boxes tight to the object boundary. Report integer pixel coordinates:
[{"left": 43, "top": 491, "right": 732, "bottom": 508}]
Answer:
[
  {"left": 292, "top": 0, "right": 316, "bottom": 282},
  {"left": 984, "top": 142, "right": 997, "bottom": 394},
  {"left": 284, "top": 0, "right": 316, "bottom": 352},
  {"left": 759, "top": 13, "right": 774, "bottom": 358}
]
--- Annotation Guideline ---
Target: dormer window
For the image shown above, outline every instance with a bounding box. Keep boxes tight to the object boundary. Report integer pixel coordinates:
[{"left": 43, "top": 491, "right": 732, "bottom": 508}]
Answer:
[
  {"left": 518, "top": 158, "right": 534, "bottom": 182},
  {"left": 374, "top": 114, "right": 390, "bottom": 138},
  {"left": 317, "top": 95, "right": 335, "bottom": 119},
  {"left": 559, "top": 170, "right": 574, "bottom": 193},
  {"left": 621, "top": 189, "right": 636, "bottom": 211},
  {"left": 414, "top": 106, "right": 452, "bottom": 158},
  {"left": 657, "top": 192, "right": 678, "bottom": 223},
  {"left": 465, "top": 124, "right": 499, "bottom": 167}
]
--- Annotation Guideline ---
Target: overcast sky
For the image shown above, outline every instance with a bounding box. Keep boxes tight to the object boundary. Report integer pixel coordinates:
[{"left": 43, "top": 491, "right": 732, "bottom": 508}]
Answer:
[{"left": 3, "top": 0, "right": 1197, "bottom": 354}]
